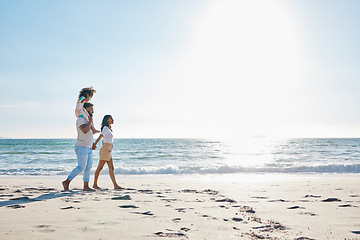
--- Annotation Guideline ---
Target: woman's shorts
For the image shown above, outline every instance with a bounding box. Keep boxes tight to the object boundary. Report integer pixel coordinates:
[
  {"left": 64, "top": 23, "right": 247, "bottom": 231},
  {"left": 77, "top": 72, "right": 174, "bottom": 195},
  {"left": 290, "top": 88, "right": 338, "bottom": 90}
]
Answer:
[{"left": 99, "top": 143, "right": 113, "bottom": 161}]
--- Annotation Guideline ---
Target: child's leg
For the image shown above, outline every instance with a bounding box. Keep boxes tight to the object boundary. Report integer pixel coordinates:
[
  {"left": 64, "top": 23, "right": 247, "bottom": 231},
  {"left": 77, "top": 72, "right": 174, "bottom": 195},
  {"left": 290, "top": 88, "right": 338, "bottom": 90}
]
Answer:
[
  {"left": 75, "top": 109, "right": 82, "bottom": 118},
  {"left": 80, "top": 108, "right": 89, "bottom": 121}
]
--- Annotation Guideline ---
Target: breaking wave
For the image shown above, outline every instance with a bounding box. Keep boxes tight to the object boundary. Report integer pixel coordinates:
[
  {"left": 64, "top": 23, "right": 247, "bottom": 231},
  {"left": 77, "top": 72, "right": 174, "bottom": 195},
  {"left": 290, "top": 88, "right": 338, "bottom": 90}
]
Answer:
[{"left": 1, "top": 164, "right": 359, "bottom": 176}]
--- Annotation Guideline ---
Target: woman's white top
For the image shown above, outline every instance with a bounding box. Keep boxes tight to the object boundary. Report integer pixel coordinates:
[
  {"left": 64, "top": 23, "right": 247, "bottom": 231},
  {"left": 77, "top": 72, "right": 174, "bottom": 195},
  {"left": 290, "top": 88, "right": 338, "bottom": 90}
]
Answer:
[{"left": 101, "top": 126, "right": 113, "bottom": 143}]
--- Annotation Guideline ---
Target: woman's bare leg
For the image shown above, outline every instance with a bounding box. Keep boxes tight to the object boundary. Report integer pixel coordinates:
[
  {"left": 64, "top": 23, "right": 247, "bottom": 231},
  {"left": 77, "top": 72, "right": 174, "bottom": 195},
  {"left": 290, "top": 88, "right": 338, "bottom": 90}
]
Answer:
[
  {"left": 107, "top": 158, "right": 123, "bottom": 189},
  {"left": 93, "top": 160, "right": 106, "bottom": 189}
]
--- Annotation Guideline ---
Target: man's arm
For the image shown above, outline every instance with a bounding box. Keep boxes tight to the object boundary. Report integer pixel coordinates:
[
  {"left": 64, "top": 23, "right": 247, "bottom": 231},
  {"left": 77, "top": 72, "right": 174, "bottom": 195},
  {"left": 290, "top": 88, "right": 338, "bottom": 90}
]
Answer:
[
  {"left": 91, "top": 124, "right": 100, "bottom": 134},
  {"left": 79, "top": 117, "right": 93, "bottom": 134}
]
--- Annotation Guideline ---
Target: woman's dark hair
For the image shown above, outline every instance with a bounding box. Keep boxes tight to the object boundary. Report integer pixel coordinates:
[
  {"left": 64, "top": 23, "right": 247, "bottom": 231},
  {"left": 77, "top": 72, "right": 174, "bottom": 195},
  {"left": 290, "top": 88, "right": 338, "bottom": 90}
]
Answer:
[
  {"left": 101, "top": 115, "right": 112, "bottom": 132},
  {"left": 79, "top": 87, "right": 96, "bottom": 98}
]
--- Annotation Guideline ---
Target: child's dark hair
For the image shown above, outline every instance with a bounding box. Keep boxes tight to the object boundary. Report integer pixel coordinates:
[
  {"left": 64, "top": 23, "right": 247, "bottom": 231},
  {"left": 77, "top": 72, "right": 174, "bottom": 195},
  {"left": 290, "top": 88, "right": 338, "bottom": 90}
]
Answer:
[
  {"left": 101, "top": 115, "right": 112, "bottom": 132},
  {"left": 79, "top": 87, "right": 96, "bottom": 98}
]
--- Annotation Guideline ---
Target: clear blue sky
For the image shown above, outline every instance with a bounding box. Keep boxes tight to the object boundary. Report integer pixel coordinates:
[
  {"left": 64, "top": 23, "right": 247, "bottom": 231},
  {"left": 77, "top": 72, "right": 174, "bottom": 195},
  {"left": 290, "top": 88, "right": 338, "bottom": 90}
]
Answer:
[{"left": 1, "top": 0, "right": 360, "bottom": 139}]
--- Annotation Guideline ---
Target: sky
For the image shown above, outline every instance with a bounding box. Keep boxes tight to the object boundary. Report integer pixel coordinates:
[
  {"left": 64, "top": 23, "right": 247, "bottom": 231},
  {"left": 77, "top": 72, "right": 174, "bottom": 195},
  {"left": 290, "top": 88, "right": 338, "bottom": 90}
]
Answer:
[{"left": 0, "top": 0, "right": 360, "bottom": 139}]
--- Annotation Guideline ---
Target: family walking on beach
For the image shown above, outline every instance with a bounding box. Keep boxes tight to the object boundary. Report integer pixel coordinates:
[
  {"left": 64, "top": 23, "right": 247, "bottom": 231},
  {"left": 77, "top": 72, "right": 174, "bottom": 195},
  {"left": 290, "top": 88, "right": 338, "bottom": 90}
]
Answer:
[{"left": 62, "top": 87, "right": 123, "bottom": 191}]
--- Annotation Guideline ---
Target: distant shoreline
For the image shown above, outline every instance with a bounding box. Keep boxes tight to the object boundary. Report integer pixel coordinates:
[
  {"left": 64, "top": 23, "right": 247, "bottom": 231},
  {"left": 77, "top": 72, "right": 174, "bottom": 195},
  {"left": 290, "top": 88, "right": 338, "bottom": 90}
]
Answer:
[{"left": 2, "top": 137, "right": 360, "bottom": 140}]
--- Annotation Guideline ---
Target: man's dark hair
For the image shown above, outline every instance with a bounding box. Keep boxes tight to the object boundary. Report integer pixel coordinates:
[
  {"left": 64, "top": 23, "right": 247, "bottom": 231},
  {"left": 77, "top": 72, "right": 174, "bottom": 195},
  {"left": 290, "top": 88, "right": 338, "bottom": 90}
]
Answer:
[{"left": 83, "top": 102, "right": 94, "bottom": 108}]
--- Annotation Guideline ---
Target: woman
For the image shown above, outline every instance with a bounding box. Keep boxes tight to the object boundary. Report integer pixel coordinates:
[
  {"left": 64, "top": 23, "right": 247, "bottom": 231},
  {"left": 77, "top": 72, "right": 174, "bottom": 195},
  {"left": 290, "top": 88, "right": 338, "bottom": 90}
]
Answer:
[{"left": 92, "top": 115, "right": 123, "bottom": 189}]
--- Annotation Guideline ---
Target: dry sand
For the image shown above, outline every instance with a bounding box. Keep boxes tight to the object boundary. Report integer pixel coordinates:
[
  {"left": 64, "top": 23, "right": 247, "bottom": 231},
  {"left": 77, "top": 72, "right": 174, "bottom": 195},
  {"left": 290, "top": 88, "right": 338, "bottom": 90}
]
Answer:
[{"left": 0, "top": 174, "right": 359, "bottom": 239}]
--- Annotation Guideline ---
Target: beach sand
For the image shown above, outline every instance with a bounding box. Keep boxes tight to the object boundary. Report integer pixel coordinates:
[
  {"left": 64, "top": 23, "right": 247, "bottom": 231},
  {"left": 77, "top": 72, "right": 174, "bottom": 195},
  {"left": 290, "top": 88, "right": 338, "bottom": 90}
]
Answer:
[{"left": 0, "top": 174, "right": 359, "bottom": 239}]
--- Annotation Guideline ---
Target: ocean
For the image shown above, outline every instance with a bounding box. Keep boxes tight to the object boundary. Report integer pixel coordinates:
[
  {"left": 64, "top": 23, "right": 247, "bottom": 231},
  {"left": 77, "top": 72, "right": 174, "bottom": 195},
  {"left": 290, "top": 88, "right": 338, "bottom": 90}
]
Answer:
[{"left": 0, "top": 138, "right": 359, "bottom": 176}]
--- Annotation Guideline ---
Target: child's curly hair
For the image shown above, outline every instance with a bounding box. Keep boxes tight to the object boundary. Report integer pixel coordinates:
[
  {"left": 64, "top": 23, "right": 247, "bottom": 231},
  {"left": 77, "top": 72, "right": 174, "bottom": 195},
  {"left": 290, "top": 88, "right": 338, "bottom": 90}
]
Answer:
[{"left": 79, "top": 87, "right": 96, "bottom": 98}]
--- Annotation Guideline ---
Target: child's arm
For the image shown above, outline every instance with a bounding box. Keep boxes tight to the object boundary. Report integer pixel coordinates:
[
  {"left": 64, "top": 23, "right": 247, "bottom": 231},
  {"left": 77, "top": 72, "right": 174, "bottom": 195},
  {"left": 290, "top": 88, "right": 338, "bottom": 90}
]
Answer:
[{"left": 92, "top": 134, "right": 103, "bottom": 150}]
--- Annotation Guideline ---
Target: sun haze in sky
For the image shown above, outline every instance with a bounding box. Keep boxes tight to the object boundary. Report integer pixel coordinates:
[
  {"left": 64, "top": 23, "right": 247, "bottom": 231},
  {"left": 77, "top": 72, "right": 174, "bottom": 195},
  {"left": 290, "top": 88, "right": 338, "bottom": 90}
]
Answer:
[{"left": 0, "top": 0, "right": 360, "bottom": 139}]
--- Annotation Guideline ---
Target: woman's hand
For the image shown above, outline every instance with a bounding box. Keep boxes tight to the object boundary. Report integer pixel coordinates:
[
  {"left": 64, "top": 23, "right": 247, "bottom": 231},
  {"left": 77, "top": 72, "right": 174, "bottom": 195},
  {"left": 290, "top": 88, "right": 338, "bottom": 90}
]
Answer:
[{"left": 92, "top": 143, "right": 97, "bottom": 150}]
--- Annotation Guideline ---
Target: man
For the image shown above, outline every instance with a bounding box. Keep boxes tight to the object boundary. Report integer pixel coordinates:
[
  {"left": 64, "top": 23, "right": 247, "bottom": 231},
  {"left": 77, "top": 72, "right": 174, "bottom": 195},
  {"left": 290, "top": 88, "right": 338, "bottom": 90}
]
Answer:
[{"left": 62, "top": 102, "right": 98, "bottom": 191}]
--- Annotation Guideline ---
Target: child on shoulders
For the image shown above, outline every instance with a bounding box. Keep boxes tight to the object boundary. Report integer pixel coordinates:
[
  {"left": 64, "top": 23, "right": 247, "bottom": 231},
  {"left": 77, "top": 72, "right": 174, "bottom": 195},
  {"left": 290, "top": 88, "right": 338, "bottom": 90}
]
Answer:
[{"left": 75, "top": 87, "right": 100, "bottom": 133}]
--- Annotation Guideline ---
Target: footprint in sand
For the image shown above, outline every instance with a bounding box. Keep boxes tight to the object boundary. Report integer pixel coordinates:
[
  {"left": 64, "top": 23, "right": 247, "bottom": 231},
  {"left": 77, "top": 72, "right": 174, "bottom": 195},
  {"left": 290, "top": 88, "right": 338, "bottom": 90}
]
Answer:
[
  {"left": 180, "top": 189, "right": 199, "bottom": 193},
  {"left": 299, "top": 212, "right": 316, "bottom": 216},
  {"left": 287, "top": 206, "right": 305, "bottom": 209},
  {"left": 60, "top": 206, "right": 78, "bottom": 210},
  {"left": 161, "top": 198, "right": 178, "bottom": 203},
  {"left": 181, "top": 227, "right": 190, "bottom": 232},
  {"left": 119, "top": 205, "right": 138, "bottom": 208},
  {"left": 251, "top": 196, "right": 268, "bottom": 200},
  {"left": 252, "top": 222, "right": 286, "bottom": 231},
  {"left": 25, "top": 187, "right": 56, "bottom": 192},
  {"left": 138, "top": 189, "right": 154, "bottom": 194},
  {"left": 154, "top": 232, "right": 187, "bottom": 238},
  {"left": 201, "top": 189, "right": 219, "bottom": 195},
  {"left": 304, "top": 194, "right": 321, "bottom": 198},
  {"left": 132, "top": 211, "right": 154, "bottom": 216},
  {"left": 215, "top": 198, "right": 236, "bottom": 203},
  {"left": 7, "top": 204, "right": 25, "bottom": 209},
  {"left": 175, "top": 208, "right": 186, "bottom": 213},
  {"left": 111, "top": 195, "right": 131, "bottom": 200},
  {"left": 238, "top": 205, "right": 256, "bottom": 213},
  {"left": 0, "top": 194, "right": 14, "bottom": 197},
  {"left": 37, "top": 225, "right": 55, "bottom": 233},
  {"left": 232, "top": 217, "right": 243, "bottom": 222},
  {"left": 338, "top": 204, "right": 353, "bottom": 207},
  {"left": 322, "top": 198, "right": 341, "bottom": 202},
  {"left": 219, "top": 205, "right": 229, "bottom": 209},
  {"left": 268, "top": 199, "right": 288, "bottom": 202}
]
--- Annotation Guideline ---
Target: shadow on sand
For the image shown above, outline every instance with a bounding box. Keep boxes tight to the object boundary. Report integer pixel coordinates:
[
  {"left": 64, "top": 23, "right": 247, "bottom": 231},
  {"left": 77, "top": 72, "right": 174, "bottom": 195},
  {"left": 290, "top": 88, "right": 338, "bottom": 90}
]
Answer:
[{"left": 0, "top": 190, "right": 83, "bottom": 208}]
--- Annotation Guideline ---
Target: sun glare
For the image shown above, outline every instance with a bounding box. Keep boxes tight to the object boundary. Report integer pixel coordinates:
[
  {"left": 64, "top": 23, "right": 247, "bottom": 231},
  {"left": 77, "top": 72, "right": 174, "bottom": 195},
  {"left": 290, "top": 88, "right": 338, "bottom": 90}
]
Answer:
[{"left": 152, "top": 0, "right": 307, "bottom": 139}]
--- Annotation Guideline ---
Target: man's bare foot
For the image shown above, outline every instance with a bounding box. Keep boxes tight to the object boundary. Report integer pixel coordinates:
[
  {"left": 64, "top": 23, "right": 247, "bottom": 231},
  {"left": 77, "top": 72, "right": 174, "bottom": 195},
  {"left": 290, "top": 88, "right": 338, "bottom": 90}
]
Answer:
[
  {"left": 93, "top": 185, "right": 101, "bottom": 189},
  {"left": 83, "top": 182, "right": 95, "bottom": 191},
  {"left": 62, "top": 180, "right": 70, "bottom": 191},
  {"left": 83, "top": 187, "right": 95, "bottom": 191},
  {"left": 114, "top": 185, "right": 124, "bottom": 190}
]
